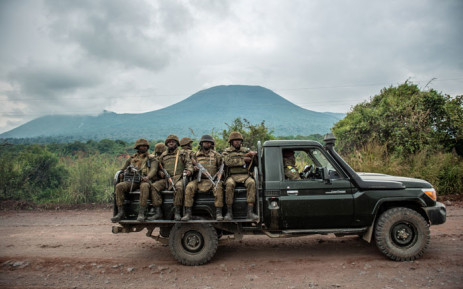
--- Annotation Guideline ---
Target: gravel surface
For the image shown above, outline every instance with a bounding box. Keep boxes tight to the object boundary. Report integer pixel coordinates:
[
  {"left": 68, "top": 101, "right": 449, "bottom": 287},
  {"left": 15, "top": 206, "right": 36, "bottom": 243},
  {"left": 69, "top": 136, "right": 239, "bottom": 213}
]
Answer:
[{"left": 1, "top": 203, "right": 462, "bottom": 289}]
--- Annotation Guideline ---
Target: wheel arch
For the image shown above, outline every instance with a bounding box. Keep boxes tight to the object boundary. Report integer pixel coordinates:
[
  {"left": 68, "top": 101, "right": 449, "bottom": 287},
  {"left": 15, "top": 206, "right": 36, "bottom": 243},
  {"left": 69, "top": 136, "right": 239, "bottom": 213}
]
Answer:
[{"left": 363, "top": 199, "right": 430, "bottom": 243}]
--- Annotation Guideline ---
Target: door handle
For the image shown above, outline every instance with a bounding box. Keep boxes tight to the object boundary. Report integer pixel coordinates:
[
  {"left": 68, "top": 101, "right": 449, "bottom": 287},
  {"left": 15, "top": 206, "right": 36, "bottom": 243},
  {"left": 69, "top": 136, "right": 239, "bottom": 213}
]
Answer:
[
  {"left": 326, "top": 190, "right": 346, "bottom": 194},
  {"left": 287, "top": 190, "right": 299, "bottom": 196}
]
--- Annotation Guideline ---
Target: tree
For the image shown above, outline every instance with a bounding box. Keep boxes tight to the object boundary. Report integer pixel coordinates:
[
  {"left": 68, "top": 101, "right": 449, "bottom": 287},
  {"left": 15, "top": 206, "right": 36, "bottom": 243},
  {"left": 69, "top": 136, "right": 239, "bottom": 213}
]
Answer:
[
  {"left": 332, "top": 82, "right": 463, "bottom": 156},
  {"left": 218, "top": 118, "right": 275, "bottom": 151}
]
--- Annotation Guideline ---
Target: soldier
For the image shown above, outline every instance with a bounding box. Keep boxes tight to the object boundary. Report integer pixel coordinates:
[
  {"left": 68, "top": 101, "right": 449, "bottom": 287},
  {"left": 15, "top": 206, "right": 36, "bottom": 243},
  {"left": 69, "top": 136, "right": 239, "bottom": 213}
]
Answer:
[
  {"left": 111, "top": 139, "right": 158, "bottom": 223},
  {"left": 182, "top": 135, "right": 224, "bottom": 221},
  {"left": 222, "top": 132, "right": 259, "bottom": 221},
  {"left": 154, "top": 142, "right": 166, "bottom": 157},
  {"left": 151, "top": 134, "right": 193, "bottom": 220},
  {"left": 283, "top": 150, "right": 302, "bottom": 180},
  {"left": 146, "top": 142, "right": 167, "bottom": 218},
  {"left": 180, "top": 137, "right": 194, "bottom": 160}
]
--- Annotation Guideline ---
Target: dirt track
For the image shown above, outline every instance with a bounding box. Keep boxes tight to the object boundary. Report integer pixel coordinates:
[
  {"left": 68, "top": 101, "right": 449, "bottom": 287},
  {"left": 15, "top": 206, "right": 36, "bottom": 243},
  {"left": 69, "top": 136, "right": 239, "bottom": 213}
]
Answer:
[{"left": 1, "top": 203, "right": 462, "bottom": 289}]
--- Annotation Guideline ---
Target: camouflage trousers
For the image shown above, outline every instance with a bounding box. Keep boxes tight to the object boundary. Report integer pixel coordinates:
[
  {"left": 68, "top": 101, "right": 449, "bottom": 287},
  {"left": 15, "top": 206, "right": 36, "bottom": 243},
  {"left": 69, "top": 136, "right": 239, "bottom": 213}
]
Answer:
[
  {"left": 114, "top": 181, "right": 153, "bottom": 207},
  {"left": 224, "top": 174, "right": 256, "bottom": 205},
  {"left": 152, "top": 179, "right": 184, "bottom": 207},
  {"left": 184, "top": 179, "right": 224, "bottom": 208}
]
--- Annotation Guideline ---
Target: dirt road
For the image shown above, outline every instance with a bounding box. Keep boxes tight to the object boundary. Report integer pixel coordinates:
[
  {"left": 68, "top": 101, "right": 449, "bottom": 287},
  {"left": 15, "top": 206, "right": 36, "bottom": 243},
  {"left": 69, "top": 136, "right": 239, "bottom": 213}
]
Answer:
[{"left": 1, "top": 203, "right": 462, "bottom": 289}]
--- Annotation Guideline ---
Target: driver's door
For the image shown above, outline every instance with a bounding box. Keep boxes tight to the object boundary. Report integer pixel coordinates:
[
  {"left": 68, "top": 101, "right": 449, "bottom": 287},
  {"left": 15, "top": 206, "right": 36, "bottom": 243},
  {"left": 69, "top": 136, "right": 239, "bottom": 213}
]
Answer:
[{"left": 278, "top": 148, "right": 355, "bottom": 229}]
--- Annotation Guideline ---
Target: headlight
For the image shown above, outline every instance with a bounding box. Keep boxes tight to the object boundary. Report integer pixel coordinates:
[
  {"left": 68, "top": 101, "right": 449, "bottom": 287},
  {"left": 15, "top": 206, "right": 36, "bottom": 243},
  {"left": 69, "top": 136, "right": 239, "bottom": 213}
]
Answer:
[{"left": 422, "top": 188, "right": 437, "bottom": 201}]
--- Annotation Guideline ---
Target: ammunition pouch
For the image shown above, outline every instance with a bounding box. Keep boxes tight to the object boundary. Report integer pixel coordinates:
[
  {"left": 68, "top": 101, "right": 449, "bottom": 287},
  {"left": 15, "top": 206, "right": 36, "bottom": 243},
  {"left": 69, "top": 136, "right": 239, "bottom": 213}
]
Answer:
[
  {"left": 123, "top": 173, "right": 141, "bottom": 183},
  {"left": 228, "top": 167, "right": 249, "bottom": 175},
  {"left": 224, "top": 154, "right": 246, "bottom": 167}
]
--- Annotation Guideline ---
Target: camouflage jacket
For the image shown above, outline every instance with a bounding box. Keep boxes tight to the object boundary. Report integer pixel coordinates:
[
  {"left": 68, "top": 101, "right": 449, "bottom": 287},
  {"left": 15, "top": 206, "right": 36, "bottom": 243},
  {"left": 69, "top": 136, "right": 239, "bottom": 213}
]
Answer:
[
  {"left": 193, "top": 149, "right": 223, "bottom": 178},
  {"left": 222, "top": 146, "right": 254, "bottom": 175},
  {"left": 159, "top": 147, "right": 193, "bottom": 181}
]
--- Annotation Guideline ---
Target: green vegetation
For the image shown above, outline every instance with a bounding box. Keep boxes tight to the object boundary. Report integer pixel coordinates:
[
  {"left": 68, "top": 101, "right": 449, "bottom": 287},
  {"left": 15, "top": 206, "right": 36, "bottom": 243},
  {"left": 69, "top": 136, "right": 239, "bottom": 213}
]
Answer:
[
  {"left": 0, "top": 120, "right": 276, "bottom": 204},
  {"left": 333, "top": 82, "right": 463, "bottom": 195},
  {"left": 1, "top": 82, "right": 462, "bottom": 205}
]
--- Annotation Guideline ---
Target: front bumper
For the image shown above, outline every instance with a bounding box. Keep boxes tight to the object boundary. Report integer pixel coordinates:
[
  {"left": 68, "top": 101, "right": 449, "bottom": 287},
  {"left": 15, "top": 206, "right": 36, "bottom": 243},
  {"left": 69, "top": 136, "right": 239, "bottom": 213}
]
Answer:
[{"left": 423, "top": 202, "right": 446, "bottom": 225}]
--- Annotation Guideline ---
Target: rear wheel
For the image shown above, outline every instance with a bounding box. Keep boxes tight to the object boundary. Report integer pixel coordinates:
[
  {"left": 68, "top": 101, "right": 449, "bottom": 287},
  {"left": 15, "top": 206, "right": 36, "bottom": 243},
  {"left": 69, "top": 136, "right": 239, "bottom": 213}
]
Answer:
[
  {"left": 169, "top": 223, "right": 218, "bottom": 266},
  {"left": 375, "top": 207, "right": 429, "bottom": 261}
]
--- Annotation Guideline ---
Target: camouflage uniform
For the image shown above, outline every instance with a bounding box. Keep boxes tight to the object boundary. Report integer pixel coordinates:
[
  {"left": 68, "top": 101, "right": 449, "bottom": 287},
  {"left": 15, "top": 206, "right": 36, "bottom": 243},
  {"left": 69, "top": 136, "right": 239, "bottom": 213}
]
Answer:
[
  {"left": 182, "top": 135, "right": 224, "bottom": 220},
  {"left": 151, "top": 135, "right": 193, "bottom": 220},
  {"left": 112, "top": 139, "right": 154, "bottom": 222},
  {"left": 223, "top": 146, "right": 256, "bottom": 204},
  {"left": 283, "top": 154, "right": 301, "bottom": 180},
  {"left": 222, "top": 132, "right": 258, "bottom": 221},
  {"left": 185, "top": 149, "right": 223, "bottom": 207}
]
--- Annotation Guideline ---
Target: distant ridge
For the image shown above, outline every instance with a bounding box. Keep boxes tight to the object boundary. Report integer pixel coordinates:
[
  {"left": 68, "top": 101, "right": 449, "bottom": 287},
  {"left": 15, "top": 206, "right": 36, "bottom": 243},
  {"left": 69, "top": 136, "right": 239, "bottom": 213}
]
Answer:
[{"left": 0, "top": 85, "right": 344, "bottom": 141}]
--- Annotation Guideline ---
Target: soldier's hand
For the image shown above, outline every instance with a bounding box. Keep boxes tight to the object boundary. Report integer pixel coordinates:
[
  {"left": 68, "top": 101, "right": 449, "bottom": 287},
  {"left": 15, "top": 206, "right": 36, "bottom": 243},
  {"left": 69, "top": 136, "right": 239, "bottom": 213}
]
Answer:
[
  {"left": 193, "top": 165, "right": 199, "bottom": 171},
  {"left": 245, "top": 151, "right": 257, "bottom": 157},
  {"left": 184, "top": 170, "right": 192, "bottom": 176},
  {"left": 141, "top": 176, "right": 149, "bottom": 182},
  {"left": 119, "top": 173, "right": 124, "bottom": 180},
  {"left": 244, "top": 156, "right": 252, "bottom": 163},
  {"left": 160, "top": 171, "right": 165, "bottom": 178}
]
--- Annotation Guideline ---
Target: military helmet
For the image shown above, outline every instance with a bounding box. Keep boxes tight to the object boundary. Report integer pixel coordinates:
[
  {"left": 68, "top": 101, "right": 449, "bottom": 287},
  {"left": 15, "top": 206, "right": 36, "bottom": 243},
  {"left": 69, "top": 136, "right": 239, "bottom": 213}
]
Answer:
[
  {"left": 228, "top": 131, "right": 243, "bottom": 143},
  {"left": 165, "top": 134, "right": 180, "bottom": 145},
  {"left": 180, "top": 137, "right": 193, "bottom": 147},
  {"left": 200, "top": 134, "right": 215, "bottom": 145},
  {"left": 154, "top": 142, "right": 166, "bottom": 153},
  {"left": 134, "top": 138, "right": 150, "bottom": 149}
]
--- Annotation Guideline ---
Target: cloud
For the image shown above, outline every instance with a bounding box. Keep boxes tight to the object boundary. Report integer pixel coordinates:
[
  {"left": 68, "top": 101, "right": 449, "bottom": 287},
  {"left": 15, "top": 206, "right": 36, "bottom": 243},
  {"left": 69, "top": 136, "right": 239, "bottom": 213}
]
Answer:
[{"left": 0, "top": 0, "right": 462, "bottom": 134}]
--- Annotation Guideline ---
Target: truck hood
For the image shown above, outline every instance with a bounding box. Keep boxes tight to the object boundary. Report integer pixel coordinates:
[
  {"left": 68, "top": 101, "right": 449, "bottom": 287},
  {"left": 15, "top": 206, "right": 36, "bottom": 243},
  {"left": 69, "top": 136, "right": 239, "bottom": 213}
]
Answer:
[{"left": 357, "top": 172, "right": 432, "bottom": 189}]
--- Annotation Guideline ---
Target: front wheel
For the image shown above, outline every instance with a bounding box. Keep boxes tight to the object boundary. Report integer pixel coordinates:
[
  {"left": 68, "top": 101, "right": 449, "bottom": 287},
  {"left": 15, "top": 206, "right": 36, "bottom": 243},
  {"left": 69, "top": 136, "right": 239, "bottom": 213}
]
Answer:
[
  {"left": 169, "top": 223, "right": 218, "bottom": 266},
  {"left": 375, "top": 207, "right": 430, "bottom": 261}
]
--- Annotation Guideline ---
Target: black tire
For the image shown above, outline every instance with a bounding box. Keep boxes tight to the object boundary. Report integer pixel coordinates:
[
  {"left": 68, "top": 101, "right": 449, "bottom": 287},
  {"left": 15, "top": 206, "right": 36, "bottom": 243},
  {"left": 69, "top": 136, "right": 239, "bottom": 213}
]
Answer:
[
  {"left": 375, "top": 207, "right": 430, "bottom": 261},
  {"left": 169, "top": 223, "right": 218, "bottom": 266}
]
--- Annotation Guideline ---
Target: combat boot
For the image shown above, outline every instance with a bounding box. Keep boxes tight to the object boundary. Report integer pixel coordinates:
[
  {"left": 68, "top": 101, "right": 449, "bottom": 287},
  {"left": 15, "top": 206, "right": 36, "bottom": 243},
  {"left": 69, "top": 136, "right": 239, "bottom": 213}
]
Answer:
[
  {"left": 111, "top": 206, "right": 124, "bottom": 223},
  {"left": 247, "top": 204, "right": 259, "bottom": 221},
  {"left": 174, "top": 206, "right": 182, "bottom": 221},
  {"left": 181, "top": 207, "right": 192, "bottom": 221},
  {"left": 137, "top": 206, "right": 146, "bottom": 222},
  {"left": 147, "top": 206, "right": 163, "bottom": 220},
  {"left": 216, "top": 207, "right": 223, "bottom": 221},
  {"left": 224, "top": 206, "right": 233, "bottom": 221}
]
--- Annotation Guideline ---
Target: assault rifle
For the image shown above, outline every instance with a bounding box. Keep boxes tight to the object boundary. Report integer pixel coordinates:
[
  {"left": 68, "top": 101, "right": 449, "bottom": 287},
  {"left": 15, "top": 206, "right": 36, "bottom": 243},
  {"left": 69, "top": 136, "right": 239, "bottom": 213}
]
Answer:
[
  {"left": 193, "top": 159, "right": 217, "bottom": 190},
  {"left": 159, "top": 163, "right": 177, "bottom": 193},
  {"left": 124, "top": 165, "right": 140, "bottom": 193},
  {"left": 213, "top": 163, "right": 224, "bottom": 189}
]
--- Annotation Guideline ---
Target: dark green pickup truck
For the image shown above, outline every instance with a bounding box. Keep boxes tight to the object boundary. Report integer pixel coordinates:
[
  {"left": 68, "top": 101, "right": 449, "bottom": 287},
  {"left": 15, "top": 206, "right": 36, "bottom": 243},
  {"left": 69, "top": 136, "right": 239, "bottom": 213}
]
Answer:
[{"left": 112, "top": 134, "right": 446, "bottom": 265}]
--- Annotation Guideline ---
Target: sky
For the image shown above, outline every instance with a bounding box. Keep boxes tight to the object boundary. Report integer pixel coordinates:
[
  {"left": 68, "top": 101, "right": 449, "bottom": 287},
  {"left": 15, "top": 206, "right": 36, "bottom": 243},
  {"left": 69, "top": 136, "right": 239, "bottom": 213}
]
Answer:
[{"left": 0, "top": 0, "right": 462, "bottom": 134}]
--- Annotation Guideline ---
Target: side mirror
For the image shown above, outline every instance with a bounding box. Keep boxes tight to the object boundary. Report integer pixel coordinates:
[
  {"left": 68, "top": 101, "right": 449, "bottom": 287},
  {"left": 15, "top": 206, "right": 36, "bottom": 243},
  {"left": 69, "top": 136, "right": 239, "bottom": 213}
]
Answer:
[{"left": 320, "top": 167, "right": 331, "bottom": 184}]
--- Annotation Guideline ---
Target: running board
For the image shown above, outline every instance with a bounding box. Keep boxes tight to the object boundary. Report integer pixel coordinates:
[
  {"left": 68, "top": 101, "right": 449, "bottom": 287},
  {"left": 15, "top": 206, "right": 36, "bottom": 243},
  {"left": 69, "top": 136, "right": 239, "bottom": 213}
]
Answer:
[
  {"left": 282, "top": 227, "right": 368, "bottom": 235},
  {"left": 118, "top": 218, "right": 259, "bottom": 224}
]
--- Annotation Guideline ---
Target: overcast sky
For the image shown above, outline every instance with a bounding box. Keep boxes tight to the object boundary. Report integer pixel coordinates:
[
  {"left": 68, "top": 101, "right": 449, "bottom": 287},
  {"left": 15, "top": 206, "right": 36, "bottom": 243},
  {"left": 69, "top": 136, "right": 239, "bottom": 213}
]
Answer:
[{"left": 1, "top": 0, "right": 462, "bottom": 134}]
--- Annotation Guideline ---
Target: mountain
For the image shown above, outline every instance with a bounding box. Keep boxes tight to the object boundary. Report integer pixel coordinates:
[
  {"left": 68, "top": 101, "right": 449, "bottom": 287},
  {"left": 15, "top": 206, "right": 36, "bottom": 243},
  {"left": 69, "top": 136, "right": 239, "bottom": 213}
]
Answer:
[{"left": 0, "top": 85, "right": 345, "bottom": 141}]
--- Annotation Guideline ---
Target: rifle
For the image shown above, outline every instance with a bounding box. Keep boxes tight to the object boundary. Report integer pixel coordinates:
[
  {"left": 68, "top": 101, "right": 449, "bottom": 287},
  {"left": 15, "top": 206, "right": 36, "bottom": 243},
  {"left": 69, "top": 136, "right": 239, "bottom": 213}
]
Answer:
[
  {"left": 159, "top": 163, "right": 177, "bottom": 193},
  {"left": 192, "top": 159, "right": 217, "bottom": 190},
  {"left": 213, "top": 163, "right": 224, "bottom": 189},
  {"left": 125, "top": 165, "right": 139, "bottom": 193}
]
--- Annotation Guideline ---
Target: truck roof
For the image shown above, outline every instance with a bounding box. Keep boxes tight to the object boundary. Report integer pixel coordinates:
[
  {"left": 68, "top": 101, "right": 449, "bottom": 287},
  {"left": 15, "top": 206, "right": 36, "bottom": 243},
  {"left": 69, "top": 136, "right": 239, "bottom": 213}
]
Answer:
[{"left": 262, "top": 140, "right": 323, "bottom": 147}]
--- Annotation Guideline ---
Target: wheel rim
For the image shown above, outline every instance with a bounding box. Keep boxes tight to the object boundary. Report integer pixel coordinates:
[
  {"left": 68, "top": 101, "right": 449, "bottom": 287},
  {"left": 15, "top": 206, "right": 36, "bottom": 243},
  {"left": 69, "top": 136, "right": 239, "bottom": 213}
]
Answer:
[
  {"left": 390, "top": 222, "right": 417, "bottom": 247},
  {"left": 182, "top": 230, "right": 204, "bottom": 253}
]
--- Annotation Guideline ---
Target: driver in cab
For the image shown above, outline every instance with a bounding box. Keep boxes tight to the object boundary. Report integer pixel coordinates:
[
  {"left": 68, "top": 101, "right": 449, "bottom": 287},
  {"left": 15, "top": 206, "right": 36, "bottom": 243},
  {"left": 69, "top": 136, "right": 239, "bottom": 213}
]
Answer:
[{"left": 283, "top": 150, "right": 301, "bottom": 180}]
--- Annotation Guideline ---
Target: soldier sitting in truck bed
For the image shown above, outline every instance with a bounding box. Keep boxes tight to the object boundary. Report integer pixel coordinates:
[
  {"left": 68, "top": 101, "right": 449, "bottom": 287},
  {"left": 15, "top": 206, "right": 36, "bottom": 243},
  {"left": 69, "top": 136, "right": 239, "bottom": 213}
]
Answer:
[
  {"left": 111, "top": 138, "right": 157, "bottom": 223},
  {"left": 151, "top": 134, "right": 193, "bottom": 220},
  {"left": 222, "top": 131, "right": 259, "bottom": 221},
  {"left": 182, "top": 135, "right": 225, "bottom": 221}
]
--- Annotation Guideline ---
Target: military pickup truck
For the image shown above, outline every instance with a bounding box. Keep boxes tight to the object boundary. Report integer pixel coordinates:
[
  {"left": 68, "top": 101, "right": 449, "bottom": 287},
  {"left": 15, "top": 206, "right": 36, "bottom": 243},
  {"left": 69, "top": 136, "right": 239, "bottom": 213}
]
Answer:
[{"left": 111, "top": 134, "right": 446, "bottom": 266}]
